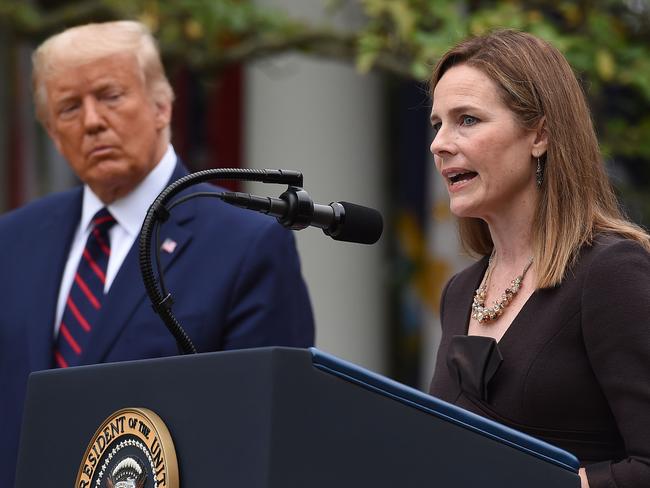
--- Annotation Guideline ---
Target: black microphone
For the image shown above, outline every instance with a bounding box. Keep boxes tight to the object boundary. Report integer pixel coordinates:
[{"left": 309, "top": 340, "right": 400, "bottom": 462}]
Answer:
[{"left": 219, "top": 187, "right": 383, "bottom": 245}]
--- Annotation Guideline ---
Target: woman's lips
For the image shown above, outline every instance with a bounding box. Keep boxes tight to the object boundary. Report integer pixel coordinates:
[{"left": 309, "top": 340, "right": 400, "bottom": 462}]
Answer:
[{"left": 442, "top": 169, "right": 478, "bottom": 192}]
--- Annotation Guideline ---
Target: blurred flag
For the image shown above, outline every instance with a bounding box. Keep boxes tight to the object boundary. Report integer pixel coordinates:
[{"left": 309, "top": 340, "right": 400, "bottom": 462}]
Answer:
[
  {"left": 391, "top": 80, "right": 468, "bottom": 389},
  {"left": 171, "top": 65, "right": 243, "bottom": 190},
  {"left": 6, "top": 43, "right": 37, "bottom": 210}
]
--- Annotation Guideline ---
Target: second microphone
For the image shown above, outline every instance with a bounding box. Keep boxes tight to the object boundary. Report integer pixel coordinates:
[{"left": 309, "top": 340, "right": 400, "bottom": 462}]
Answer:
[{"left": 218, "top": 187, "right": 383, "bottom": 245}]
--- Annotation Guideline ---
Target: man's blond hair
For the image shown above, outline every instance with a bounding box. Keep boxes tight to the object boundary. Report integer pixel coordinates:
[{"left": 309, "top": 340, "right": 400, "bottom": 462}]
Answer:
[{"left": 32, "top": 20, "right": 174, "bottom": 125}]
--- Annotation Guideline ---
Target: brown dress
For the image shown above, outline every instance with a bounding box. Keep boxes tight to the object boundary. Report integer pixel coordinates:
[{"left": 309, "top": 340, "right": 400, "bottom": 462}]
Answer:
[{"left": 430, "top": 234, "right": 650, "bottom": 488}]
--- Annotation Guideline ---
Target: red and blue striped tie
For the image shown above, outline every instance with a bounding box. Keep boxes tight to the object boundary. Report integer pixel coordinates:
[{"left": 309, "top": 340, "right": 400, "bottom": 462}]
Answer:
[{"left": 54, "top": 208, "right": 116, "bottom": 368}]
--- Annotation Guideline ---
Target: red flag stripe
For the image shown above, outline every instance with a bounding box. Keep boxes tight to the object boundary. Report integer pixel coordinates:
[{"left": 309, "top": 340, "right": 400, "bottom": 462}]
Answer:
[
  {"left": 59, "top": 323, "right": 82, "bottom": 355},
  {"left": 83, "top": 248, "right": 106, "bottom": 283},
  {"left": 74, "top": 273, "right": 101, "bottom": 310},
  {"left": 92, "top": 229, "right": 111, "bottom": 256},
  {"left": 54, "top": 351, "right": 69, "bottom": 368},
  {"left": 66, "top": 297, "right": 92, "bottom": 332}
]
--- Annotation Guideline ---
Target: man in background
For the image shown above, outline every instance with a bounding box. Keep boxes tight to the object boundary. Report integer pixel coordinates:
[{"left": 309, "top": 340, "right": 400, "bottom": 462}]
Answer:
[{"left": 0, "top": 20, "right": 314, "bottom": 487}]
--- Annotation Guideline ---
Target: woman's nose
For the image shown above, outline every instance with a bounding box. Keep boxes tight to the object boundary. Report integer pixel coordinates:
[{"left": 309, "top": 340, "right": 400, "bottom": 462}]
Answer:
[{"left": 429, "top": 125, "right": 455, "bottom": 159}]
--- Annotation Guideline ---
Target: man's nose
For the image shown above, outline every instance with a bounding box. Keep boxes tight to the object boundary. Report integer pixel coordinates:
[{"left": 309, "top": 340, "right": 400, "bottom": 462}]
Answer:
[{"left": 82, "top": 98, "right": 105, "bottom": 134}]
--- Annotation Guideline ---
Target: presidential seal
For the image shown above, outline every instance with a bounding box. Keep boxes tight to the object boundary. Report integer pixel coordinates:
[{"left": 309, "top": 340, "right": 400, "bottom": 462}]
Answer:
[{"left": 75, "top": 408, "right": 179, "bottom": 488}]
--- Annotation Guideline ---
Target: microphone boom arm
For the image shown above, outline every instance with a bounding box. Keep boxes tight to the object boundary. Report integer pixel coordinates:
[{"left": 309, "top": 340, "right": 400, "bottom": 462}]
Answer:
[
  {"left": 139, "top": 168, "right": 303, "bottom": 355},
  {"left": 140, "top": 168, "right": 382, "bottom": 356}
]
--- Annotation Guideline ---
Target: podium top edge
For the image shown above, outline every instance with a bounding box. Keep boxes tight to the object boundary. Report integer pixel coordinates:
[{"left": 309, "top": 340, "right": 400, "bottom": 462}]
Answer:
[{"left": 309, "top": 347, "right": 579, "bottom": 473}]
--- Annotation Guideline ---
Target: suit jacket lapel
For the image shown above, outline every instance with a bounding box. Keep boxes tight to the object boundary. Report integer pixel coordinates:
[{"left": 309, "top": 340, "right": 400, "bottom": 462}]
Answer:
[
  {"left": 80, "top": 162, "right": 196, "bottom": 364},
  {"left": 27, "top": 190, "right": 82, "bottom": 371}
]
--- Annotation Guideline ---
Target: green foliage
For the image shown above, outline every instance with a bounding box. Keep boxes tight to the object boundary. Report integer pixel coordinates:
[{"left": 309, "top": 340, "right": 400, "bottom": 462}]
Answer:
[
  {"left": 1, "top": 0, "right": 650, "bottom": 220},
  {"left": 3, "top": 0, "right": 649, "bottom": 92}
]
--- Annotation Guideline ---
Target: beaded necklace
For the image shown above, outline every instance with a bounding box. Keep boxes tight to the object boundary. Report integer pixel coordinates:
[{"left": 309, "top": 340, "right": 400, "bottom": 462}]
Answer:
[{"left": 471, "top": 251, "right": 533, "bottom": 324}]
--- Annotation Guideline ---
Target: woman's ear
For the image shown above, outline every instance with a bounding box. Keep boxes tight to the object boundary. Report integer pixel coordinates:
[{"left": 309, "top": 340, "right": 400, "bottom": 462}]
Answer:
[{"left": 531, "top": 117, "right": 548, "bottom": 158}]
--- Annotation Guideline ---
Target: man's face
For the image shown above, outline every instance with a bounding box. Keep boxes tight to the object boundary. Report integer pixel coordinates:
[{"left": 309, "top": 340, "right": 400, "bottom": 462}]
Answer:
[{"left": 44, "top": 53, "right": 171, "bottom": 203}]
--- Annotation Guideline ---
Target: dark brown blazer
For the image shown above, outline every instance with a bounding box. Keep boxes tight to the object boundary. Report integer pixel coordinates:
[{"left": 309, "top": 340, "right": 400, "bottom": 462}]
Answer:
[{"left": 430, "top": 234, "right": 650, "bottom": 488}]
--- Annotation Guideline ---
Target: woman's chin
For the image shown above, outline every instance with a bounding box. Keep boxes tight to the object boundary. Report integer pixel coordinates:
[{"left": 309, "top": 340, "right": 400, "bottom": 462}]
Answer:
[{"left": 449, "top": 200, "right": 479, "bottom": 219}]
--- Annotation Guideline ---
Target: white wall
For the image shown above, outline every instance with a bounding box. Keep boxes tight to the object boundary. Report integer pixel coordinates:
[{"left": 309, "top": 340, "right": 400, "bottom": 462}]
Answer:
[{"left": 245, "top": 0, "right": 388, "bottom": 372}]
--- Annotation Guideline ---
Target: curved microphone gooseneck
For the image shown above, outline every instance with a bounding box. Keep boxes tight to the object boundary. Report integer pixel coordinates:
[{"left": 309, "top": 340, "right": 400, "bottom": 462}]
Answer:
[{"left": 139, "top": 168, "right": 304, "bottom": 355}]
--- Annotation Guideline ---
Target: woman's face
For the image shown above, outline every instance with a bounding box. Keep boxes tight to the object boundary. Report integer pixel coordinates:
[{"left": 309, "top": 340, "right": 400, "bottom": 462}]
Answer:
[{"left": 429, "top": 64, "right": 542, "bottom": 223}]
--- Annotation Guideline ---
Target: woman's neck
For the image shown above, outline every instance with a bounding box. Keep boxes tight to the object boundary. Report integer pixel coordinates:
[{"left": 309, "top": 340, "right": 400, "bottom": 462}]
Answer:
[{"left": 485, "top": 213, "right": 534, "bottom": 269}]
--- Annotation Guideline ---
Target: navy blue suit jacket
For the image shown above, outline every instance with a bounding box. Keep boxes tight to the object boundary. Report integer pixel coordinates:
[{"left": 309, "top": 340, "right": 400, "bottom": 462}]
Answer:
[{"left": 0, "top": 162, "right": 314, "bottom": 487}]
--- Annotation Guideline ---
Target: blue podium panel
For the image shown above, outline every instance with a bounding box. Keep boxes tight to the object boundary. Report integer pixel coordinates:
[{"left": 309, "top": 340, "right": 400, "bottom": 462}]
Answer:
[
  {"left": 16, "top": 347, "right": 579, "bottom": 487},
  {"left": 307, "top": 348, "right": 579, "bottom": 485}
]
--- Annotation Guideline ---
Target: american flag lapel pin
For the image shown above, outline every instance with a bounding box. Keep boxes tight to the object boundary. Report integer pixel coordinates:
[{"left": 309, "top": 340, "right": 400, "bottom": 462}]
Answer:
[{"left": 161, "top": 237, "right": 178, "bottom": 254}]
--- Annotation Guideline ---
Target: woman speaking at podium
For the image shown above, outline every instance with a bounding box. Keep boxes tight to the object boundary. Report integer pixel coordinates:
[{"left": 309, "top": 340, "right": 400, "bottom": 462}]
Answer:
[{"left": 428, "top": 30, "right": 650, "bottom": 488}]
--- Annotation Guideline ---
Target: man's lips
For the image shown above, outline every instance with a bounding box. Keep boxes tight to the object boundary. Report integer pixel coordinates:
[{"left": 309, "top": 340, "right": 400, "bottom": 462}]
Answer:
[{"left": 87, "top": 146, "right": 117, "bottom": 159}]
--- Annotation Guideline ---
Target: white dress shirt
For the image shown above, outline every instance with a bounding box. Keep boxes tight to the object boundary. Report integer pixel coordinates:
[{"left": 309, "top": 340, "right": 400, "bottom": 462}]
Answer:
[{"left": 54, "top": 145, "right": 177, "bottom": 336}]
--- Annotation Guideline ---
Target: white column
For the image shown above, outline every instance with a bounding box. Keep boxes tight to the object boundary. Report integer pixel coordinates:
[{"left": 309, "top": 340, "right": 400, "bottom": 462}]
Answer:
[{"left": 245, "top": 0, "right": 387, "bottom": 372}]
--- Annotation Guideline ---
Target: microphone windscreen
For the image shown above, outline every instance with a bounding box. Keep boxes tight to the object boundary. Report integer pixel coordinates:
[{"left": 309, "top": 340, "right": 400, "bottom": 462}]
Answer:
[{"left": 331, "top": 202, "right": 383, "bottom": 244}]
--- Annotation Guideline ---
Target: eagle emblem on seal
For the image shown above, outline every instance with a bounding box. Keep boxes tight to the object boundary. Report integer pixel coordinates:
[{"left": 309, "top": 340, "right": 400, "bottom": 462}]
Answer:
[{"left": 106, "top": 456, "right": 147, "bottom": 488}]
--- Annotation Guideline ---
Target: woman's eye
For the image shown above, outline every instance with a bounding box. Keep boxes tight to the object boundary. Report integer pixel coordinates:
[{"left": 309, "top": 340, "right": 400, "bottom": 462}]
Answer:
[
  {"left": 461, "top": 115, "right": 478, "bottom": 126},
  {"left": 432, "top": 122, "right": 442, "bottom": 137}
]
